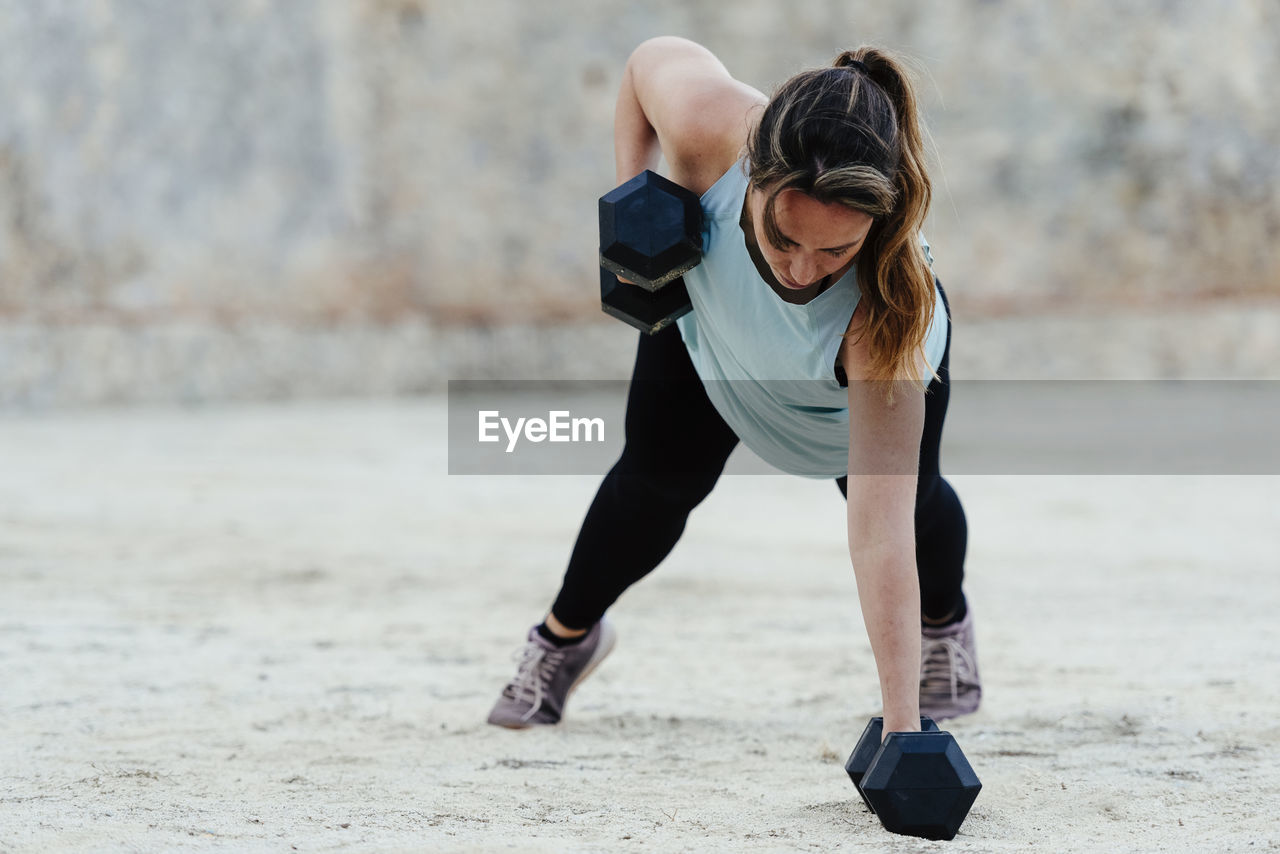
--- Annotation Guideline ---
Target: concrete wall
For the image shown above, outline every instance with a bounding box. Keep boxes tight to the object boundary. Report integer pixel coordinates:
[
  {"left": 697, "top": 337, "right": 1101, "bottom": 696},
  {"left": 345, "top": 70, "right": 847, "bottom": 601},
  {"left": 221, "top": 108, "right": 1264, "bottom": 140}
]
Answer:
[{"left": 1, "top": 0, "right": 1278, "bottom": 404}]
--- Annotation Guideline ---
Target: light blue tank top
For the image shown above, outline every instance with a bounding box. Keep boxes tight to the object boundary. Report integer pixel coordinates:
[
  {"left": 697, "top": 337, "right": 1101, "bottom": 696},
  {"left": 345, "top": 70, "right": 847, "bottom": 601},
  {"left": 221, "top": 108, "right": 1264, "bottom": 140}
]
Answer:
[{"left": 675, "top": 160, "right": 948, "bottom": 478}]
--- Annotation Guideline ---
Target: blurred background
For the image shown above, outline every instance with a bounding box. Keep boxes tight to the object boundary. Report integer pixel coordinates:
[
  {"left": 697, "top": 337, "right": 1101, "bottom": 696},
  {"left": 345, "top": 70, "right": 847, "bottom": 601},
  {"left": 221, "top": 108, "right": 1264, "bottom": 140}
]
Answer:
[{"left": 1, "top": 0, "right": 1277, "bottom": 407}]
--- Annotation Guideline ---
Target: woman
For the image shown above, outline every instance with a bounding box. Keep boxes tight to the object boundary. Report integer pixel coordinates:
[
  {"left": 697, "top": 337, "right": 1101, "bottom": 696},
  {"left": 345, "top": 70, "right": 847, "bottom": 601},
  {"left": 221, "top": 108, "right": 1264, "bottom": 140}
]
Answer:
[{"left": 488, "top": 37, "right": 979, "bottom": 738}]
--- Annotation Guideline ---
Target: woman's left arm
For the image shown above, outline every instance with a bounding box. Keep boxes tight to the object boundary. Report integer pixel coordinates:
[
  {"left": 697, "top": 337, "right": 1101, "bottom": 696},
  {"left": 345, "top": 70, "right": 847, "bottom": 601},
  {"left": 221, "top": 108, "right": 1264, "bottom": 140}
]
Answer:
[{"left": 841, "top": 314, "right": 927, "bottom": 736}]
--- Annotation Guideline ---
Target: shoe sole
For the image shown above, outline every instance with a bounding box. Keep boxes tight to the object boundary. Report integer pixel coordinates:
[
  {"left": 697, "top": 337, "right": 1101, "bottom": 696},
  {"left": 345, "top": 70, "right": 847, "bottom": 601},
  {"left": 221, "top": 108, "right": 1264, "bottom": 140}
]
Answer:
[{"left": 490, "top": 619, "right": 618, "bottom": 730}]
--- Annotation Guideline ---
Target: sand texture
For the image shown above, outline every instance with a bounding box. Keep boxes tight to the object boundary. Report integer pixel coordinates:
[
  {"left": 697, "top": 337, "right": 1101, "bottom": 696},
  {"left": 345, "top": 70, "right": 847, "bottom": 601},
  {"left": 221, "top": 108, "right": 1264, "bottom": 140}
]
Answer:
[{"left": 1, "top": 400, "right": 1278, "bottom": 852}]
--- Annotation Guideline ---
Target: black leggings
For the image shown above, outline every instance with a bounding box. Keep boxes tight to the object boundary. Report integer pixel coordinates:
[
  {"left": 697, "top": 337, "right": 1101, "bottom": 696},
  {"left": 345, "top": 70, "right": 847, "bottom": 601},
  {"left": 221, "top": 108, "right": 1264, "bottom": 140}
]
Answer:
[{"left": 550, "top": 283, "right": 967, "bottom": 628}]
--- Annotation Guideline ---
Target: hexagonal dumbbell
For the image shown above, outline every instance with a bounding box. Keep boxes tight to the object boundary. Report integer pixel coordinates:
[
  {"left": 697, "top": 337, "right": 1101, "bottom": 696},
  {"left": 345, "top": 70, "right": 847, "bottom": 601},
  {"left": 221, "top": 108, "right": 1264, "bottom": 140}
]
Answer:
[
  {"left": 845, "top": 717, "right": 982, "bottom": 841},
  {"left": 598, "top": 268, "right": 694, "bottom": 336},
  {"left": 844, "top": 716, "right": 941, "bottom": 811},
  {"left": 598, "top": 170, "right": 702, "bottom": 334}
]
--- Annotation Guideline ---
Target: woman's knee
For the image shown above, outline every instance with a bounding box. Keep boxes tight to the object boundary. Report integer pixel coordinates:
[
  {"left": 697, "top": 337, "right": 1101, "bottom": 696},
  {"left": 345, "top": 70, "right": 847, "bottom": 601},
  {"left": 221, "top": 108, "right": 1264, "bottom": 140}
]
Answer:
[{"left": 612, "top": 455, "right": 723, "bottom": 512}]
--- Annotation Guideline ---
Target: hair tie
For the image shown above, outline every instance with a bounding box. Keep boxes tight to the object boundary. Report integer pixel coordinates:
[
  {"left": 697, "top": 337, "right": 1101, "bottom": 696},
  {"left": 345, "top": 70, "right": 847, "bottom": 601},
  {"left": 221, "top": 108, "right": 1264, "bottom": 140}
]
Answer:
[{"left": 846, "top": 59, "right": 869, "bottom": 73}]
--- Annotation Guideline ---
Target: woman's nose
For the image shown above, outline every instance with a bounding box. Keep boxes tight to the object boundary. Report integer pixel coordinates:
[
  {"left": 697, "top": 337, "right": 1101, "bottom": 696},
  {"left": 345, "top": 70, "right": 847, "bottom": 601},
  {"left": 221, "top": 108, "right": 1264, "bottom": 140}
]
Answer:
[{"left": 790, "top": 254, "right": 818, "bottom": 285}]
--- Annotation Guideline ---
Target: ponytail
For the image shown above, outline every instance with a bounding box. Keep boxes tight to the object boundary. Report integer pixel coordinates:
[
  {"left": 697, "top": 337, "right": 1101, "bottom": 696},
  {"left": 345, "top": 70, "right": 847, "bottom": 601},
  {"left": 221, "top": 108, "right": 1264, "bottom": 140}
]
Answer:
[{"left": 842, "top": 48, "right": 936, "bottom": 388}]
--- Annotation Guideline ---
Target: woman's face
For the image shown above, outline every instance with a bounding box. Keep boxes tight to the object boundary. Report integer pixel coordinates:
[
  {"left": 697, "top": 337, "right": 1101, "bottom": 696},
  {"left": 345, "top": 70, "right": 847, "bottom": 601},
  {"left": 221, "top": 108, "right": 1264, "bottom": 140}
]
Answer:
[{"left": 747, "top": 188, "right": 873, "bottom": 289}]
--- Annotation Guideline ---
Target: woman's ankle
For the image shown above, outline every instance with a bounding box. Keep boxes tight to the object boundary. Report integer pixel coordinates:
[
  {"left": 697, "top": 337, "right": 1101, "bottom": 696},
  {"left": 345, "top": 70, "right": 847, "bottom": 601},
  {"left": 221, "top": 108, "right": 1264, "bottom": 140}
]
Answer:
[{"left": 544, "top": 612, "right": 589, "bottom": 639}]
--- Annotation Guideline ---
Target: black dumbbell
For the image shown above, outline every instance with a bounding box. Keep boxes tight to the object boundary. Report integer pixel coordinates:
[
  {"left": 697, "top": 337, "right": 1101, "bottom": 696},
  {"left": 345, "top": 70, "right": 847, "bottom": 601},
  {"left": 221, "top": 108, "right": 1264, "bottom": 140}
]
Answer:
[
  {"left": 845, "top": 716, "right": 941, "bottom": 810},
  {"left": 844, "top": 716, "right": 982, "bottom": 841},
  {"left": 598, "top": 170, "right": 701, "bottom": 334}
]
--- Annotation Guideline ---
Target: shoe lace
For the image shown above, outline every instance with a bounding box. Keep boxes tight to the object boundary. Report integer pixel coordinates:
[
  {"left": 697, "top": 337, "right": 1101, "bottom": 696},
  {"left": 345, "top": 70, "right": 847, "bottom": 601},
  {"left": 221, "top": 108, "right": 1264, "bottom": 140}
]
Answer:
[
  {"left": 505, "top": 642, "right": 567, "bottom": 722},
  {"left": 920, "top": 634, "right": 978, "bottom": 702}
]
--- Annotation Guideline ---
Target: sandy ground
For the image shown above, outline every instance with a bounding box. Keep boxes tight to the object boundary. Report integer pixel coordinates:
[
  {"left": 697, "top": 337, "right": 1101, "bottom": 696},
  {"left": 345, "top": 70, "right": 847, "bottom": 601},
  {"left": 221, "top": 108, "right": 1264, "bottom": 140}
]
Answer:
[{"left": 1, "top": 397, "right": 1278, "bottom": 853}]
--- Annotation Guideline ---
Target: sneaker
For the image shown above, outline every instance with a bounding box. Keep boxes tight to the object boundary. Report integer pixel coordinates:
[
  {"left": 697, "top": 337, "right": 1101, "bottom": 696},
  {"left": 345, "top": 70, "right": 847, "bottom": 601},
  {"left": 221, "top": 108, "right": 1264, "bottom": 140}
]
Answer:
[
  {"left": 486, "top": 618, "right": 617, "bottom": 728},
  {"left": 919, "top": 608, "right": 981, "bottom": 720}
]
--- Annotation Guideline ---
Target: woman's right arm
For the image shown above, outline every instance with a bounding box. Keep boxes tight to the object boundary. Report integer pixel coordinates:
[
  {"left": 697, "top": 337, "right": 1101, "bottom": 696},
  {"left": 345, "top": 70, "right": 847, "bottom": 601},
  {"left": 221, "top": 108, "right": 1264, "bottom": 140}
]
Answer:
[{"left": 614, "top": 37, "right": 766, "bottom": 194}]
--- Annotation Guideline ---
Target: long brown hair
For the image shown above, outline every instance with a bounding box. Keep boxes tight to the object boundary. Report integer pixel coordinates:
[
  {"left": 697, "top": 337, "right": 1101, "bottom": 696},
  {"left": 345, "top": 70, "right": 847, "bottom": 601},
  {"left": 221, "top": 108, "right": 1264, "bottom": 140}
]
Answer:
[{"left": 746, "top": 47, "right": 935, "bottom": 387}]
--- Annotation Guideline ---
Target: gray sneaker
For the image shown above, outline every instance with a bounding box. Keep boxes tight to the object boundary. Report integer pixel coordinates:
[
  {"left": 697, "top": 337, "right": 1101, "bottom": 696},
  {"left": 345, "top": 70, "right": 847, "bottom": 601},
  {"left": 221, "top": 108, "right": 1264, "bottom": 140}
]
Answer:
[
  {"left": 486, "top": 618, "right": 617, "bottom": 728},
  {"left": 919, "top": 607, "right": 981, "bottom": 720}
]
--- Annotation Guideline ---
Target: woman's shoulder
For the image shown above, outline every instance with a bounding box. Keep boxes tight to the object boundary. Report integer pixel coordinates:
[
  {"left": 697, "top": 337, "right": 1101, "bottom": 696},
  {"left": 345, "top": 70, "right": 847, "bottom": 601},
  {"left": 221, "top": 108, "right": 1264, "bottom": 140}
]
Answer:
[
  {"left": 628, "top": 37, "right": 767, "bottom": 195},
  {"left": 837, "top": 300, "right": 873, "bottom": 382}
]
